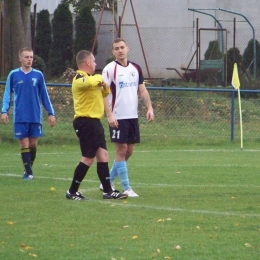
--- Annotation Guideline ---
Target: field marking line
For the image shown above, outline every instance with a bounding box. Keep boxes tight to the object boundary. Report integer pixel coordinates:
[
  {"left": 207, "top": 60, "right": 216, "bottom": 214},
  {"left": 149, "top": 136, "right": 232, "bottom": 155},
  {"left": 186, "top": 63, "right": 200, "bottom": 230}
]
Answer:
[
  {"left": 0, "top": 173, "right": 259, "bottom": 218},
  {"left": 1, "top": 173, "right": 260, "bottom": 188},
  {"left": 3, "top": 148, "right": 260, "bottom": 157}
]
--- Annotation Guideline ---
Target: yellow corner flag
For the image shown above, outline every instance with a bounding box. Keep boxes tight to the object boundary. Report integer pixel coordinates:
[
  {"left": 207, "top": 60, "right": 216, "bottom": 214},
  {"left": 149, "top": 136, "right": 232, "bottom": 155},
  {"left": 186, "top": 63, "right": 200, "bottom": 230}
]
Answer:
[
  {"left": 232, "top": 63, "right": 240, "bottom": 90},
  {"left": 231, "top": 63, "right": 243, "bottom": 149}
]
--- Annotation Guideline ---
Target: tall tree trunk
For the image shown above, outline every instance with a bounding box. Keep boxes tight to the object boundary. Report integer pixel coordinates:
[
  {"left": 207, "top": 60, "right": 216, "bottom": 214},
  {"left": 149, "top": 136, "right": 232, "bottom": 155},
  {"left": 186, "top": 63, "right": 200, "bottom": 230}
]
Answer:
[{"left": 9, "top": 0, "right": 31, "bottom": 68}]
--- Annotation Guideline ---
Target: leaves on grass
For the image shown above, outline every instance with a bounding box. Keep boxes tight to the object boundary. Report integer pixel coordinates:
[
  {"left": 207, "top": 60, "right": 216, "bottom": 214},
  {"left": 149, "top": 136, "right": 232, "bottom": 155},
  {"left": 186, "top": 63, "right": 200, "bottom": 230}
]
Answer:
[
  {"left": 7, "top": 221, "right": 14, "bottom": 225},
  {"left": 156, "top": 218, "right": 171, "bottom": 223},
  {"left": 20, "top": 243, "right": 33, "bottom": 250},
  {"left": 245, "top": 243, "right": 252, "bottom": 247},
  {"left": 50, "top": 187, "right": 55, "bottom": 191},
  {"left": 132, "top": 235, "right": 138, "bottom": 239}
]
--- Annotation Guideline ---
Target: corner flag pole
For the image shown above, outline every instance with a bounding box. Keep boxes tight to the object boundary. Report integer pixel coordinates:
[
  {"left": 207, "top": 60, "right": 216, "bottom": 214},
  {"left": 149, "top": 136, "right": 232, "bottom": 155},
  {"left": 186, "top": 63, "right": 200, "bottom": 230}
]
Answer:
[{"left": 231, "top": 63, "right": 243, "bottom": 149}]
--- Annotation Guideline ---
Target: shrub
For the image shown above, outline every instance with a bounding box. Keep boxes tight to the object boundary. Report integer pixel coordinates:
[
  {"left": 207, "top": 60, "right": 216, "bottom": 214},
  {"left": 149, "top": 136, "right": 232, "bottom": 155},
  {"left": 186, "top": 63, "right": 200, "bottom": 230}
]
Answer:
[
  {"left": 204, "top": 40, "right": 223, "bottom": 60},
  {"left": 48, "top": 2, "right": 73, "bottom": 77},
  {"left": 33, "top": 55, "right": 46, "bottom": 74},
  {"left": 34, "top": 10, "right": 52, "bottom": 64}
]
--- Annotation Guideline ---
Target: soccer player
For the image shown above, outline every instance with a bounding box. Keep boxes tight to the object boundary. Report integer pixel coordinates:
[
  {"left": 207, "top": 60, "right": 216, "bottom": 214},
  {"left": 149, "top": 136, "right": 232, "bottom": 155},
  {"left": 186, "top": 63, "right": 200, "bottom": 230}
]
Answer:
[
  {"left": 1, "top": 47, "right": 56, "bottom": 180},
  {"left": 101, "top": 38, "right": 154, "bottom": 197},
  {"left": 65, "top": 50, "right": 127, "bottom": 200}
]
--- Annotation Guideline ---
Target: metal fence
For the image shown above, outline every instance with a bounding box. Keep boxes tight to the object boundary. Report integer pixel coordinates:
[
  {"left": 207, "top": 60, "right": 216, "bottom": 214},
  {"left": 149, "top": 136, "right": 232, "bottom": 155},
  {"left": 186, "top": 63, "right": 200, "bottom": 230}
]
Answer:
[{"left": 1, "top": 82, "right": 260, "bottom": 145}]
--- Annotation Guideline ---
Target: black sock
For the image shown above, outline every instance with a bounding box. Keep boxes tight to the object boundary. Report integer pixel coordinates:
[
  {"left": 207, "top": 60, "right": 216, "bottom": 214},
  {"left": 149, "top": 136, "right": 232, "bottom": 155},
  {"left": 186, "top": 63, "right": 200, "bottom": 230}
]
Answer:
[
  {"left": 97, "top": 162, "right": 112, "bottom": 193},
  {"left": 69, "top": 162, "right": 89, "bottom": 194},
  {"left": 30, "top": 147, "right": 37, "bottom": 167},
  {"left": 21, "top": 148, "right": 33, "bottom": 175}
]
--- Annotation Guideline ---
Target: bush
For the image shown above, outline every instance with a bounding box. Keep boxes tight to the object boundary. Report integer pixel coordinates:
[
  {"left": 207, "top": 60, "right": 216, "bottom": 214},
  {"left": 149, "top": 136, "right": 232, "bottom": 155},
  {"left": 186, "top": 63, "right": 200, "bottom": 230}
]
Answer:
[
  {"left": 225, "top": 47, "right": 242, "bottom": 84},
  {"left": 204, "top": 40, "right": 223, "bottom": 60},
  {"left": 33, "top": 55, "right": 46, "bottom": 74},
  {"left": 242, "top": 38, "right": 260, "bottom": 75},
  {"left": 48, "top": 3, "right": 73, "bottom": 77}
]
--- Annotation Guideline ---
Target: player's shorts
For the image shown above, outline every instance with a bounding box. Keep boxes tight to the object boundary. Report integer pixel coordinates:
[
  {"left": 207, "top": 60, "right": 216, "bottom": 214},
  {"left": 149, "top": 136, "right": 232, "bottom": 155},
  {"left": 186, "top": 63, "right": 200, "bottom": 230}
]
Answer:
[
  {"left": 109, "top": 118, "right": 140, "bottom": 144},
  {"left": 73, "top": 117, "right": 107, "bottom": 158},
  {"left": 14, "top": 123, "right": 43, "bottom": 139}
]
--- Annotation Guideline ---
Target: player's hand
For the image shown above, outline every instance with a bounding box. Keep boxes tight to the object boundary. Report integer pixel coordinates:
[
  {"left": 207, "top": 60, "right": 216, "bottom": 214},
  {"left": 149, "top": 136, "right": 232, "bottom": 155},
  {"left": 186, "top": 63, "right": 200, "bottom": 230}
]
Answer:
[
  {"left": 1, "top": 113, "right": 9, "bottom": 124},
  {"left": 107, "top": 115, "right": 118, "bottom": 128},
  {"left": 101, "top": 81, "right": 110, "bottom": 89},
  {"left": 146, "top": 109, "right": 154, "bottom": 122},
  {"left": 48, "top": 115, "right": 56, "bottom": 127}
]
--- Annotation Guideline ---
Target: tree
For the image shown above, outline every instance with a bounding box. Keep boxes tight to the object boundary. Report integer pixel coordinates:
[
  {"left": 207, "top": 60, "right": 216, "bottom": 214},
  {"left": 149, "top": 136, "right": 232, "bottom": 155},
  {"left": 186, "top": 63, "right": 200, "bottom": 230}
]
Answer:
[
  {"left": 62, "top": 0, "right": 115, "bottom": 13},
  {"left": 34, "top": 10, "right": 52, "bottom": 64},
  {"left": 204, "top": 40, "right": 223, "bottom": 60},
  {"left": 48, "top": 2, "right": 73, "bottom": 77},
  {"left": 242, "top": 38, "right": 260, "bottom": 74},
  {"left": 9, "top": 0, "right": 32, "bottom": 68},
  {"left": 74, "top": 6, "right": 97, "bottom": 56},
  {"left": 225, "top": 47, "right": 242, "bottom": 84}
]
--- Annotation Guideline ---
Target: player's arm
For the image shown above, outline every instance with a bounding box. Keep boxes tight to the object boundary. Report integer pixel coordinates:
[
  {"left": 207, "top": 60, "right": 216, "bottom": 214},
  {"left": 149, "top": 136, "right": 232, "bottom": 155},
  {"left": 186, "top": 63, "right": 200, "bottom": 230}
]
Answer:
[
  {"left": 138, "top": 83, "right": 154, "bottom": 122},
  {"left": 104, "top": 97, "right": 118, "bottom": 128},
  {"left": 1, "top": 73, "right": 12, "bottom": 124},
  {"left": 38, "top": 73, "right": 56, "bottom": 127}
]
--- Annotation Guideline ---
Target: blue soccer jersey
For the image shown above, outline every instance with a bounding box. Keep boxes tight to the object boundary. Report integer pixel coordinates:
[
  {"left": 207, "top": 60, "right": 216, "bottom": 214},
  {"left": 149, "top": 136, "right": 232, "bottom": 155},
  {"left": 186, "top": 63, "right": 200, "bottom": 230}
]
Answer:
[{"left": 1, "top": 68, "right": 55, "bottom": 123}]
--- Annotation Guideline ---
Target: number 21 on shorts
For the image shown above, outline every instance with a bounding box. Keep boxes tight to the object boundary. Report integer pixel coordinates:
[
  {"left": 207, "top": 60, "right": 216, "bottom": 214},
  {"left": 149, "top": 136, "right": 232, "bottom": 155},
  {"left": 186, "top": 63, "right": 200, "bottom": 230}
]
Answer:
[{"left": 112, "top": 129, "right": 120, "bottom": 139}]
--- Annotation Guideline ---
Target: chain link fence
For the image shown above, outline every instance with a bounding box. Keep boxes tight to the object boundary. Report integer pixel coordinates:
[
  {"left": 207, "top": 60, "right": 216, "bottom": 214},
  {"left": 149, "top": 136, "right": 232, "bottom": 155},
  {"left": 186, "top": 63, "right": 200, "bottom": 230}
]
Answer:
[{"left": 1, "top": 83, "right": 260, "bottom": 145}]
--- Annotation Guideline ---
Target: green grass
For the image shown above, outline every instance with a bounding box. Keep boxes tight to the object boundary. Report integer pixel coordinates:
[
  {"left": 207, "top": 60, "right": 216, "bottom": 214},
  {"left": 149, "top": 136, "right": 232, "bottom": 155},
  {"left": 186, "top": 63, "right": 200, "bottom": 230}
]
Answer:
[{"left": 0, "top": 141, "right": 260, "bottom": 259}]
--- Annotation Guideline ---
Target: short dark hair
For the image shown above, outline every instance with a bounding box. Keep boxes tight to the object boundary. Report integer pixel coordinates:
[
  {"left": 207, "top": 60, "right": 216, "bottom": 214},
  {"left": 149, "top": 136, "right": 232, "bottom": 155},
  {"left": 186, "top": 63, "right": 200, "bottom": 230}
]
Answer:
[
  {"left": 112, "top": 38, "right": 127, "bottom": 49},
  {"left": 76, "top": 50, "right": 92, "bottom": 65}
]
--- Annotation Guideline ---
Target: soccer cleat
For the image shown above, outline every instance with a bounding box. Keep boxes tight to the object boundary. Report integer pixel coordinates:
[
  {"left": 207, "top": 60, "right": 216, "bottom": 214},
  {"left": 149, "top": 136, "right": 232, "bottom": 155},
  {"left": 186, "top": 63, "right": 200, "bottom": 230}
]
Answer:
[
  {"left": 66, "top": 190, "right": 86, "bottom": 200},
  {"left": 103, "top": 190, "right": 128, "bottom": 199},
  {"left": 123, "top": 188, "right": 139, "bottom": 197},
  {"left": 23, "top": 173, "right": 34, "bottom": 180},
  {"left": 100, "top": 183, "right": 116, "bottom": 191}
]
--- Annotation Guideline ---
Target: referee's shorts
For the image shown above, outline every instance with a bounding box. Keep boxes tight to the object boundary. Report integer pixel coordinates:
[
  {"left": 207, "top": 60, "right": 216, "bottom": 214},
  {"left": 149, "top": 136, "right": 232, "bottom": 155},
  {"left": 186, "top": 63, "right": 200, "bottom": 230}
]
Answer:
[{"left": 73, "top": 117, "right": 107, "bottom": 158}]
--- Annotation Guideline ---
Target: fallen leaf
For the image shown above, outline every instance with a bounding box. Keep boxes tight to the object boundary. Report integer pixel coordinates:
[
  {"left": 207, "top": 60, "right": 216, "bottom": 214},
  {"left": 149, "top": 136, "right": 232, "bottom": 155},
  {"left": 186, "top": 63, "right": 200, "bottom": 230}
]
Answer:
[
  {"left": 157, "top": 219, "right": 164, "bottom": 222},
  {"left": 174, "top": 245, "right": 181, "bottom": 250},
  {"left": 245, "top": 243, "right": 252, "bottom": 247},
  {"left": 50, "top": 187, "right": 55, "bottom": 191},
  {"left": 7, "top": 221, "right": 14, "bottom": 225},
  {"left": 132, "top": 235, "right": 138, "bottom": 239},
  {"left": 123, "top": 225, "right": 129, "bottom": 228}
]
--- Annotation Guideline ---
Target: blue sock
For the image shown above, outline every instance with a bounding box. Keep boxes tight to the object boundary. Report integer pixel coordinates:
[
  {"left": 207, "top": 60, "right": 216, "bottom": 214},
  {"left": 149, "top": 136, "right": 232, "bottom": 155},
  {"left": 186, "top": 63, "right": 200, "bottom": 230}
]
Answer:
[
  {"left": 109, "top": 161, "right": 118, "bottom": 183},
  {"left": 115, "top": 161, "right": 130, "bottom": 191}
]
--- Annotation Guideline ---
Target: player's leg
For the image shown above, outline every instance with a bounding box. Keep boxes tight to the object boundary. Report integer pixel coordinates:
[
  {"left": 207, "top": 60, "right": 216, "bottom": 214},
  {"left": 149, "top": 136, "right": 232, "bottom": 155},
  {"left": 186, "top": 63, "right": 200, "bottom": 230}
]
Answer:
[{"left": 66, "top": 118, "right": 93, "bottom": 200}]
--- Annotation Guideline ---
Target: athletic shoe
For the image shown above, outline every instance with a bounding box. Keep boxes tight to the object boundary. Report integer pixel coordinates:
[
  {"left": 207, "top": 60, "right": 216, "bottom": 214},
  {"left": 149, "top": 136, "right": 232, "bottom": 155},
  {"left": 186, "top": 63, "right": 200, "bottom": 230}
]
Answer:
[
  {"left": 66, "top": 190, "right": 86, "bottom": 200},
  {"left": 23, "top": 173, "right": 34, "bottom": 180},
  {"left": 99, "top": 183, "right": 116, "bottom": 191},
  {"left": 103, "top": 190, "right": 128, "bottom": 199},
  {"left": 123, "top": 188, "right": 139, "bottom": 197}
]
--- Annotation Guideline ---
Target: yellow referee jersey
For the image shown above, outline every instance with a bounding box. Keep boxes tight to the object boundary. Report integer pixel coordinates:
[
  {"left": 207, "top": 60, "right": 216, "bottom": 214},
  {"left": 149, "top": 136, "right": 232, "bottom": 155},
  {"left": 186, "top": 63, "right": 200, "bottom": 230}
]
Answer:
[{"left": 72, "top": 70, "right": 110, "bottom": 119}]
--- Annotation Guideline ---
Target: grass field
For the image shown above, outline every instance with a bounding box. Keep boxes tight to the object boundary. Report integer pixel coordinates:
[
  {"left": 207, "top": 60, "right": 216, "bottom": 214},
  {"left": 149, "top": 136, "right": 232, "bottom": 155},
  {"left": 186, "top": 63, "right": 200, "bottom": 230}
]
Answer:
[{"left": 0, "top": 140, "right": 260, "bottom": 260}]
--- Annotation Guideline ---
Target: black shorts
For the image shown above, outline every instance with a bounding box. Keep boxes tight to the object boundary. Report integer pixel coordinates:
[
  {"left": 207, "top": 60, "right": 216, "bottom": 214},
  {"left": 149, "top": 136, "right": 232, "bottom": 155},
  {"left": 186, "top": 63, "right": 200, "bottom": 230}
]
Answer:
[
  {"left": 73, "top": 117, "right": 107, "bottom": 158},
  {"left": 109, "top": 118, "right": 140, "bottom": 144}
]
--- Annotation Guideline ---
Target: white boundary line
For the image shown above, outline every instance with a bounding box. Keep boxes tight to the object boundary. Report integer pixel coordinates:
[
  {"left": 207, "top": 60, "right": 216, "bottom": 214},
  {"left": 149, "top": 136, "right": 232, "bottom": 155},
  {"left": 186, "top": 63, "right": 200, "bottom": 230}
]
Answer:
[
  {"left": 0, "top": 173, "right": 260, "bottom": 218},
  {"left": 1, "top": 173, "right": 260, "bottom": 188}
]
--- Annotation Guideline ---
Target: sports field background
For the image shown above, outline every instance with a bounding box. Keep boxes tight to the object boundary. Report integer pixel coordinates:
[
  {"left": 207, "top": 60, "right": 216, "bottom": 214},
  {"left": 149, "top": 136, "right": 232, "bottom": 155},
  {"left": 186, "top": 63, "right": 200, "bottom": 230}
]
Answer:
[
  {"left": 1, "top": 85, "right": 260, "bottom": 259},
  {"left": 0, "top": 141, "right": 260, "bottom": 259}
]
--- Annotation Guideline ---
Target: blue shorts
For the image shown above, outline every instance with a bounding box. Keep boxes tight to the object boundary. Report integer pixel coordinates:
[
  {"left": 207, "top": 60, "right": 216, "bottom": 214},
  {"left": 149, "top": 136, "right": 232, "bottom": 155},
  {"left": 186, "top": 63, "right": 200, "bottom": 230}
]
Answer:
[{"left": 14, "top": 123, "right": 43, "bottom": 139}]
